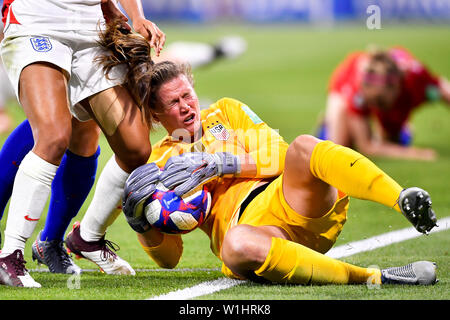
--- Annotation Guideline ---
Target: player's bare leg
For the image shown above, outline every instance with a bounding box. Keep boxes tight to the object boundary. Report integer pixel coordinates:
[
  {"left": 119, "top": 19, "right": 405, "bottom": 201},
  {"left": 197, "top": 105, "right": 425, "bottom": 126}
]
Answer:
[
  {"left": 0, "top": 63, "right": 72, "bottom": 287},
  {"left": 221, "top": 224, "right": 288, "bottom": 280},
  {"left": 95, "top": 86, "right": 152, "bottom": 173},
  {"left": 65, "top": 86, "right": 150, "bottom": 275},
  {"left": 68, "top": 118, "right": 101, "bottom": 157},
  {"left": 19, "top": 63, "right": 72, "bottom": 164},
  {"left": 282, "top": 135, "right": 338, "bottom": 219},
  {"left": 31, "top": 119, "right": 100, "bottom": 274}
]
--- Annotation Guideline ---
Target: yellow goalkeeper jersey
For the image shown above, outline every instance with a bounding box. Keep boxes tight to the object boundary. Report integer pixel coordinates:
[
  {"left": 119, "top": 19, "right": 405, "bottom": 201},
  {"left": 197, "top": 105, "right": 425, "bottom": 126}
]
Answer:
[{"left": 148, "top": 97, "right": 289, "bottom": 258}]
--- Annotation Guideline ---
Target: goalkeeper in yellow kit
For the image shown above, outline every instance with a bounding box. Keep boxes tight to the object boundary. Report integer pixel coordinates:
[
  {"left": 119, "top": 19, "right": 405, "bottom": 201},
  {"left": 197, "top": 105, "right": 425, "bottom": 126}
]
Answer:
[{"left": 122, "top": 61, "right": 438, "bottom": 286}]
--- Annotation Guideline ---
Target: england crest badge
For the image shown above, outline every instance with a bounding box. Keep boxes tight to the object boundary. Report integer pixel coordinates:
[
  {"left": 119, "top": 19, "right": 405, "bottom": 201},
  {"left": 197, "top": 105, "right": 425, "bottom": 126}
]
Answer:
[
  {"left": 30, "top": 37, "right": 52, "bottom": 52},
  {"left": 208, "top": 121, "right": 230, "bottom": 141}
]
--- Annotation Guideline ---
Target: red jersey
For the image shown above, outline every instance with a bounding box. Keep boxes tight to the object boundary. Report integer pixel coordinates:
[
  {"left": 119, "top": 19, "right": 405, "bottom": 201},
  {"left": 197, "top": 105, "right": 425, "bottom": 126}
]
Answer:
[{"left": 328, "top": 47, "right": 440, "bottom": 138}]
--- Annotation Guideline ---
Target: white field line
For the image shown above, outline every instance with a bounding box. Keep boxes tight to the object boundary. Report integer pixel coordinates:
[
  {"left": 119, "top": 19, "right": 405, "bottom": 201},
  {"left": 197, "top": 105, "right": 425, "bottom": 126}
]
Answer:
[
  {"left": 148, "top": 216, "right": 450, "bottom": 300},
  {"left": 327, "top": 216, "right": 450, "bottom": 258},
  {"left": 30, "top": 267, "right": 221, "bottom": 273},
  {"left": 148, "top": 278, "right": 247, "bottom": 300}
]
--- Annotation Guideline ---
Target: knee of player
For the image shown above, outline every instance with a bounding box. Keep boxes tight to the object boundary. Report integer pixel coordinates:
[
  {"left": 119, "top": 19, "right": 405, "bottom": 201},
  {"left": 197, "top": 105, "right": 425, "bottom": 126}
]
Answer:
[
  {"left": 120, "top": 143, "right": 151, "bottom": 170},
  {"left": 35, "top": 129, "right": 71, "bottom": 161},
  {"left": 287, "top": 134, "right": 320, "bottom": 162},
  {"left": 72, "top": 121, "right": 101, "bottom": 144},
  {"left": 222, "top": 225, "right": 266, "bottom": 269}
]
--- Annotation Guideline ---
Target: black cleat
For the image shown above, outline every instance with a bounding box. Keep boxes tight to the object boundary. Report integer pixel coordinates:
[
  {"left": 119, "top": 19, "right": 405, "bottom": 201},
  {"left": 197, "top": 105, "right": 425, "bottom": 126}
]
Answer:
[
  {"left": 32, "top": 231, "right": 82, "bottom": 274},
  {"left": 398, "top": 187, "right": 438, "bottom": 234}
]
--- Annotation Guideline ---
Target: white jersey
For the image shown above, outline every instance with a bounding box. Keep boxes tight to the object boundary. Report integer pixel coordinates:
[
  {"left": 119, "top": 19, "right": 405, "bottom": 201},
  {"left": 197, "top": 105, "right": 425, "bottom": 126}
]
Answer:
[
  {"left": 1, "top": 0, "right": 124, "bottom": 121},
  {"left": 7, "top": 0, "right": 104, "bottom": 31}
]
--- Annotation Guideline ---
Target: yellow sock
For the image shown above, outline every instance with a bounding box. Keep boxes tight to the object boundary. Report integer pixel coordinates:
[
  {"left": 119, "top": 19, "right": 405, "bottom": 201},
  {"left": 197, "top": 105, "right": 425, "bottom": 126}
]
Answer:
[
  {"left": 310, "top": 140, "right": 403, "bottom": 212},
  {"left": 140, "top": 234, "right": 183, "bottom": 269},
  {"left": 254, "top": 237, "right": 381, "bottom": 285}
]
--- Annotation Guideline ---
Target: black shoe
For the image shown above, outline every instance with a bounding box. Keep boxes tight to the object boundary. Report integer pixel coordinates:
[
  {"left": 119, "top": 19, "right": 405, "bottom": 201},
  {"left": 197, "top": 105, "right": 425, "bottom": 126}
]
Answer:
[
  {"left": 32, "top": 231, "right": 82, "bottom": 274},
  {"left": 398, "top": 187, "right": 438, "bottom": 234}
]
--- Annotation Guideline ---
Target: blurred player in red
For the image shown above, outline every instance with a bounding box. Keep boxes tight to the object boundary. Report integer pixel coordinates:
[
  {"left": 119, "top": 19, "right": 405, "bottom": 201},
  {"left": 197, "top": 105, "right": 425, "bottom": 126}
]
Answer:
[{"left": 318, "top": 46, "right": 450, "bottom": 161}]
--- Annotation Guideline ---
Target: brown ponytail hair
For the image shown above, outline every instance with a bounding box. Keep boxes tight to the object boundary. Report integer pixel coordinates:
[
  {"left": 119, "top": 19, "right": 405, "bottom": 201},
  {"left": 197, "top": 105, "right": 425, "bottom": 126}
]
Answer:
[
  {"left": 96, "top": 20, "right": 195, "bottom": 127},
  {"left": 96, "top": 20, "right": 154, "bottom": 126}
]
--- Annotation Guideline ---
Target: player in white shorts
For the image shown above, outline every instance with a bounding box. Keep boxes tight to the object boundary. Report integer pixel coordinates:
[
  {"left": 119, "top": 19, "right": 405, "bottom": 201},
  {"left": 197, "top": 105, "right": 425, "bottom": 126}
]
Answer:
[{"left": 0, "top": 0, "right": 165, "bottom": 288}]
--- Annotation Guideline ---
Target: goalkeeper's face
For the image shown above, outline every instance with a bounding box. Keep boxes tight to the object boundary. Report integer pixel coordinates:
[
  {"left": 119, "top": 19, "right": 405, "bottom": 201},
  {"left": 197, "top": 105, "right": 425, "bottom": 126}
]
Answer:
[{"left": 153, "top": 74, "right": 201, "bottom": 141}]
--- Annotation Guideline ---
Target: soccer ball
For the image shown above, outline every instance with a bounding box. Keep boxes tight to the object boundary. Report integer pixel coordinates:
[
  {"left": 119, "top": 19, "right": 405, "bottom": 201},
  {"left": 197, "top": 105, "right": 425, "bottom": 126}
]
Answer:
[{"left": 144, "top": 183, "right": 211, "bottom": 234}]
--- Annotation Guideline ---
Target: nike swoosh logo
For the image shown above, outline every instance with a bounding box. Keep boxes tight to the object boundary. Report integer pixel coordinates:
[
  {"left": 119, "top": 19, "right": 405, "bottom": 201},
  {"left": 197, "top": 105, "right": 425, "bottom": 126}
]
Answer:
[
  {"left": 350, "top": 158, "right": 364, "bottom": 167},
  {"left": 24, "top": 215, "right": 39, "bottom": 221}
]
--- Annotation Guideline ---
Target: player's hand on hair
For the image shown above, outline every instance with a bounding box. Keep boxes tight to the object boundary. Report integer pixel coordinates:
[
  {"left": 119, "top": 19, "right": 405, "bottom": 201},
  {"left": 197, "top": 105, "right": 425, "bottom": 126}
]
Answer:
[
  {"left": 160, "top": 152, "right": 241, "bottom": 196},
  {"left": 122, "top": 162, "right": 161, "bottom": 233},
  {"left": 100, "top": 0, "right": 131, "bottom": 31},
  {"left": 132, "top": 17, "right": 166, "bottom": 56}
]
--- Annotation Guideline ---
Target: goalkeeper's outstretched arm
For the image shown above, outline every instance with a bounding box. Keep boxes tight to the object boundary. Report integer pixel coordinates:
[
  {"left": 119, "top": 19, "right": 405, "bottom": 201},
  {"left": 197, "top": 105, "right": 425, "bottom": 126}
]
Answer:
[{"left": 137, "top": 228, "right": 183, "bottom": 269}]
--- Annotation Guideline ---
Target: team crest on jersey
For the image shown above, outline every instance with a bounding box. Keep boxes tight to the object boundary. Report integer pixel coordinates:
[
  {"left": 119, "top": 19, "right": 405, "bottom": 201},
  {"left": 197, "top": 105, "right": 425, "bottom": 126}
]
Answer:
[
  {"left": 208, "top": 121, "right": 230, "bottom": 141},
  {"left": 30, "top": 37, "right": 52, "bottom": 52}
]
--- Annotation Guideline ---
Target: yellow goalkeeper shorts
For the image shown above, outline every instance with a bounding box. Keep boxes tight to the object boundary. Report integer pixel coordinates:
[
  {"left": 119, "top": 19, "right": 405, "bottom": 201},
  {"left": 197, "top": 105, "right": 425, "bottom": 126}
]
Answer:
[
  {"left": 240, "top": 174, "right": 349, "bottom": 254},
  {"left": 221, "top": 174, "right": 349, "bottom": 279}
]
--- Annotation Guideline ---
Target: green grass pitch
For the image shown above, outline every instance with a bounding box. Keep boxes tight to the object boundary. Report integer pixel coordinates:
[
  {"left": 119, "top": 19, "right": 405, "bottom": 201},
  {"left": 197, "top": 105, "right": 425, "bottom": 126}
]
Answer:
[{"left": 0, "top": 23, "right": 449, "bottom": 302}]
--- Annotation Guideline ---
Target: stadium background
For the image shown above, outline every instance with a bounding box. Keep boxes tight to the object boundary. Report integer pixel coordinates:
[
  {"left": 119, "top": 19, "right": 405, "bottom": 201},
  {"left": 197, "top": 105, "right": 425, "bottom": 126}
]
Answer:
[
  {"left": 0, "top": 0, "right": 449, "bottom": 301},
  {"left": 139, "top": 0, "right": 450, "bottom": 22}
]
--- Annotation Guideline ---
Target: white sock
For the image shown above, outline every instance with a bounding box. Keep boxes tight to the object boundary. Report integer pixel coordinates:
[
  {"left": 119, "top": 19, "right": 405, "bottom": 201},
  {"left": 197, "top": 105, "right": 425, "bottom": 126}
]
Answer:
[
  {"left": 1, "top": 152, "right": 58, "bottom": 256},
  {"left": 80, "top": 156, "right": 129, "bottom": 242}
]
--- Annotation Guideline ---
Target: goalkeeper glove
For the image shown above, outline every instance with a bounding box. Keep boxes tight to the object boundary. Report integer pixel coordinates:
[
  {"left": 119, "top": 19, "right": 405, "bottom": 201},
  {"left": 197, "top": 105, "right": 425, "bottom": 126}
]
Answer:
[
  {"left": 122, "top": 162, "right": 161, "bottom": 233},
  {"left": 160, "top": 152, "right": 241, "bottom": 196}
]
